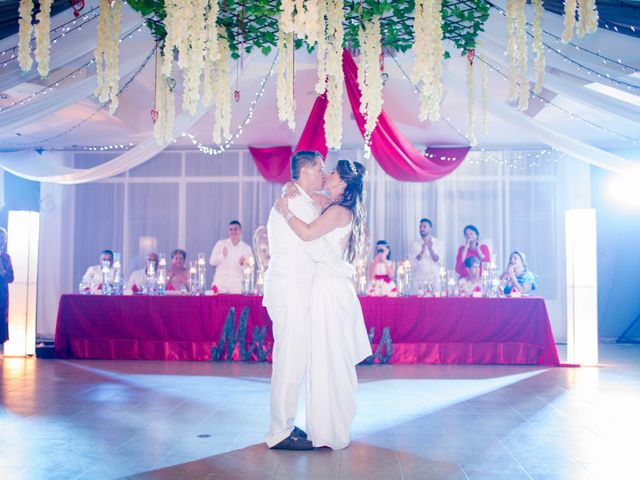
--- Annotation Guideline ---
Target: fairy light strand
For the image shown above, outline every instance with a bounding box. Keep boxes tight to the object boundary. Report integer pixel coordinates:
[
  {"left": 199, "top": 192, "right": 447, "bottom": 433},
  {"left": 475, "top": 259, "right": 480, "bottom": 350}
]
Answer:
[
  {"left": 489, "top": 2, "right": 640, "bottom": 91},
  {"left": 0, "top": 22, "right": 145, "bottom": 113},
  {"left": 184, "top": 52, "right": 278, "bottom": 156},
  {"left": 2, "top": 46, "right": 156, "bottom": 150},
  {"left": 477, "top": 55, "right": 639, "bottom": 144}
]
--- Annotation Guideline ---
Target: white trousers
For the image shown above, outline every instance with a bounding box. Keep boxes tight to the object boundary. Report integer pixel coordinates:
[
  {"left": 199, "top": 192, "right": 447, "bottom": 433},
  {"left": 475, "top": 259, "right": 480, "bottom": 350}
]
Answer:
[{"left": 265, "top": 300, "right": 311, "bottom": 447}]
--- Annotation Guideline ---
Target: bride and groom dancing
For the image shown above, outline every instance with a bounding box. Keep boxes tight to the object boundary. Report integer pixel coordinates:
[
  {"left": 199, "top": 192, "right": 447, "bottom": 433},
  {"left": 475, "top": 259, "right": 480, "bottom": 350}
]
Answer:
[{"left": 262, "top": 150, "right": 372, "bottom": 450}]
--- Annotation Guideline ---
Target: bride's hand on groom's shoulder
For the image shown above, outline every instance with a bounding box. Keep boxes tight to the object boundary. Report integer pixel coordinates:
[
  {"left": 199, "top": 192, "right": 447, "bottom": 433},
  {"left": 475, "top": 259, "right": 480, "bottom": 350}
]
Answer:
[
  {"left": 275, "top": 196, "right": 289, "bottom": 216},
  {"left": 281, "top": 181, "right": 299, "bottom": 199}
]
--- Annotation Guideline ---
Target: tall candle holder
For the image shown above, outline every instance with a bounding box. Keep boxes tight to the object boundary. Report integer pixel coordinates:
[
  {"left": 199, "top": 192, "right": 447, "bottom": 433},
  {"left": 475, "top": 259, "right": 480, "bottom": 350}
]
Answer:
[
  {"left": 481, "top": 261, "right": 490, "bottom": 297},
  {"left": 355, "top": 259, "right": 367, "bottom": 296},
  {"left": 101, "top": 260, "right": 112, "bottom": 295},
  {"left": 112, "top": 252, "right": 123, "bottom": 295},
  {"left": 189, "top": 261, "right": 198, "bottom": 295},
  {"left": 247, "top": 256, "right": 256, "bottom": 293},
  {"left": 157, "top": 253, "right": 166, "bottom": 295},
  {"left": 435, "top": 262, "right": 446, "bottom": 297},
  {"left": 402, "top": 259, "right": 412, "bottom": 296},
  {"left": 447, "top": 270, "right": 457, "bottom": 297},
  {"left": 255, "top": 270, "right": 264, "bottom": 296},
  {"left": 397, "top": 264, "right": 406, "bottom": 297},
  {"left": 242, "top": 264, "right": 252, "bottom": 295},
  {"left": 145, "top": 256, "right": 156, "bottom": 295},
  {"left": 197, "top": 253, "right": 206, "bottom": 295}
]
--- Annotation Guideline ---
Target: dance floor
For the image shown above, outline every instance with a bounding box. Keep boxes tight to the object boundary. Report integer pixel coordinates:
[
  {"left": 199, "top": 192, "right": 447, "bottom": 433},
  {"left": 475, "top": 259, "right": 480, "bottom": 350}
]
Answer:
[{"left": 1, "top": 344, "right": 639, "bottom": 479}]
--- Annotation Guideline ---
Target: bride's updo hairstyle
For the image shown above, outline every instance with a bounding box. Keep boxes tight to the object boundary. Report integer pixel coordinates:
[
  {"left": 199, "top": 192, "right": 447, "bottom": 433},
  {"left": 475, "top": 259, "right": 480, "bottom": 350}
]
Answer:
[{"left": 334, "top": 159, "right": 366, "bottom": 263}]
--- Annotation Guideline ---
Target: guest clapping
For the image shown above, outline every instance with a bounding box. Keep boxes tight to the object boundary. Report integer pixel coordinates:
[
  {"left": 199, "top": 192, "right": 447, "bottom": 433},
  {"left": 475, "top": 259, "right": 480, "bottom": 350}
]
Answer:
[
  {"left": 209, "top": 220, "right": 253, "bottom": 294},
  {"left": 367, "top": 240, "right": 397, "bottom": 297},
  {"left": 412, "top": 218, "right": 442, "bottom": 291},
  {"left": 458, "top": 256, "right": 482, "bottom": 296},
  {"left": 455, "top": 225, "right": 490, "bottom": 278},
  {"left": 167, "top": 249, "right": 189, "bottom": 291},
  {"left": 501, "top": 251, "right": 537, "bottom": 295}
]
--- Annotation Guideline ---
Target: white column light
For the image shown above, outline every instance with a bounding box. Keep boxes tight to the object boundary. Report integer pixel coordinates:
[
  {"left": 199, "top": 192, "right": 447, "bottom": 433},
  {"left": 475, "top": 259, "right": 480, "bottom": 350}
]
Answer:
[
  {"left": 565, "top": 209, "right": 599, "bottom": 366},
  {"left": 5, "top": 211, "right": 40, "bottom": 357}
]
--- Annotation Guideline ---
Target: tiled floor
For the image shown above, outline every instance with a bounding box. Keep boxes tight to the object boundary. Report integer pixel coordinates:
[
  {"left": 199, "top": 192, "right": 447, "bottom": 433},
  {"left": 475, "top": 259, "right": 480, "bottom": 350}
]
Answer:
[{"left": 1, "top": 344, "right": 639, "bottom": 479}]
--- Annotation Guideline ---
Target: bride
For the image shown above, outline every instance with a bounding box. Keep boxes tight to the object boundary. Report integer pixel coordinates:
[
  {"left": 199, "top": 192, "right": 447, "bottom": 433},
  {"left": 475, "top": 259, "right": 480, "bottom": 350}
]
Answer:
[{"left": 275, "top": 159, "right": 372, "bottom": 450}]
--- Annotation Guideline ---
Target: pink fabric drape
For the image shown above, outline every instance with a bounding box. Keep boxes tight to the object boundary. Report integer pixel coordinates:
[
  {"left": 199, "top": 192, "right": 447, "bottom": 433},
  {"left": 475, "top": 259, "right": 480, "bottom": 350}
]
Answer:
[
  {"left": 249, "top": 50, "right": 470, "bottom": 183},
  {"left": 342, "top": 49, "right": 469, "bottom": 181}
]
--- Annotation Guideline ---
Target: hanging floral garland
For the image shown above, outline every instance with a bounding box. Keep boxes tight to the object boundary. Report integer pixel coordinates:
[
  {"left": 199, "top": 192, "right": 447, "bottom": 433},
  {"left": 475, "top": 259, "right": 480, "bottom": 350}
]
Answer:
[
  {"left": 18, "top": 0, "right": 34, "bottom": 72},
  {"left": 532, "top": 0, "right": 545, "bottom": 94},
  {"left": 153, "top": 50, "right": 176, "bottom": 145},
  {"left": 466, "top": 50, "right": 477, "bottom": 147},
  {"left": 577, "top": 0, "right": 599, "bottom": 39},
  {"left": 480, "top": 52, "right": 488, "bottom": 136},
  {"left": 322, "top": 0, "right": 345, "bottom": 149},
  {"left": 562, "top": 0, "right": 578, "bottom": 43},
  {"left": 276, "top": 30, "right": 296, "bottom": 130},
  {"left": 202, "top": 0, "right": 221, "bottom": 107},
  {"left": 515, "top": 0, "right": 529, "bottom": 111},
  {"left": 212, "top": 31, "right": 232, "bottom": 143},
  {"left": 95, "top": 0, "right": 122, "bottom": 114},
  {"left": 34, "top": 0, "right": 53, "bottom": 77},
  {"left": 412, "top": 0, "right": 444, "bottom": 122},
  {"left": 357, "top": 16, "right": 383, "bottom": 159},
  {"left": 182, "top": 0, "right": 208, "bottom": 115}
]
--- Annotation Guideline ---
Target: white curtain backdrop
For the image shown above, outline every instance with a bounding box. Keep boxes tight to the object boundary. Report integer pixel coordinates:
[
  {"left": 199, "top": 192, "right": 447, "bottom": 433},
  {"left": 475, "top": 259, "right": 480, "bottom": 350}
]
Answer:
[{"left": 35, "top": 147, "right": 591, "bottom": 341}]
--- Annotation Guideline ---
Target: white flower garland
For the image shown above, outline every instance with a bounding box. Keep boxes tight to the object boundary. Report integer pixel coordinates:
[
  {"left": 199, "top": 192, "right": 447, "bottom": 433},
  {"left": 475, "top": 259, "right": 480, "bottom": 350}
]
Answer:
[
  {"left": 532, "top": 0, "right": 545, "bottom": 94},
  {"left": 506, "top": 0, "right": 529, "bottom": 111},
  {"left": 182, "top": 0, "right": 207, "bottom": 115},
  {"left": 480, "top": 53, "right": 488, "bottom": 136},
  {"left": 212, "top": 31, "right": 232, "bottom": 143},
  {"left": 95, "top": 0, "right": 122, "bottom": 114},
  {"left": 154, "top": 51, "right": 176, "bottom": 145},
  {"left": 322, "top": 0, "right": 344, "bottom": 150},
  {"left": 357, "top": 16, "right": 383, "bottom": 158},
  {"left": 34, "top": 0, "right": 52, "bottom": 77},
  {"left": 412, "top": 0, "right": 444, "bottom": 122},
  {"left": 276, "top": 30, "right": 296, "bottom": 130},
  {"left": 280, "top": 0, "right": 295, "bottom": 34},
  {"left": 577, "top": 0, "right": 599, "bottom": 38},
  {"left": 515, "top": 0, "right": 529, "bottom": 111},
  {"left": 562, "top": 0, "right": 577, "bottom": 43},
  {"left": 466, "top": 56, "right": 477, "bottom": 147},
  {"left": 18, "top": 0, "right": 34, "bottom": 72},
  {"left": 203, "top": 0, "right": 221, "bottom": 107},
  {"left": 505, "top": 0, "right": 518, "bottom": 102}
]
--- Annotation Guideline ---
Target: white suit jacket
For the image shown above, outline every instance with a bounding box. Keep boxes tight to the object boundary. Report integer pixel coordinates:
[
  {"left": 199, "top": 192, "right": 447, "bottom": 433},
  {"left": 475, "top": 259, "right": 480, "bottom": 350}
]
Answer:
[{"left": 263, "top": 185, "right": 319, "bottom": 312}]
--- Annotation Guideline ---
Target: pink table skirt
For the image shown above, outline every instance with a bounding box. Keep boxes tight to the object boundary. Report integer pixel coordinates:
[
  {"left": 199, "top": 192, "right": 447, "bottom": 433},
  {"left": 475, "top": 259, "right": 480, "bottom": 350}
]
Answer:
[{"left": 54, "top": 294, "right": 560, "bottom": 365}]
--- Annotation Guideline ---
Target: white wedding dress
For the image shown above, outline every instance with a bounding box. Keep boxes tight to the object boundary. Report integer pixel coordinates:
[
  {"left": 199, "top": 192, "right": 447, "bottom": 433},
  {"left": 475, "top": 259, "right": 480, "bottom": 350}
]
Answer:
[{"left": 306, "top": 222, "right": 373, "bottom": 450}]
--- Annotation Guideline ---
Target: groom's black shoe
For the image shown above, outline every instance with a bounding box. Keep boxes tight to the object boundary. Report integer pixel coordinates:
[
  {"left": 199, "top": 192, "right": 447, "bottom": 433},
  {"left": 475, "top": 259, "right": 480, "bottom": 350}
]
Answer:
[
  {"left": 271, "top": 431, "right": 314, "bottom": 450},
  {"left": 292, "top": 426, "right": 308, "bottom": 440}
]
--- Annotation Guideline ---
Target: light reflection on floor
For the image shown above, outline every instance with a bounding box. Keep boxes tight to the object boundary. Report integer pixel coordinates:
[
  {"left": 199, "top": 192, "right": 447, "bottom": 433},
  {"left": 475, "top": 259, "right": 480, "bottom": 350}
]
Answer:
[{"left": 1, "top": 344, "right": 639, "bottom": 479}]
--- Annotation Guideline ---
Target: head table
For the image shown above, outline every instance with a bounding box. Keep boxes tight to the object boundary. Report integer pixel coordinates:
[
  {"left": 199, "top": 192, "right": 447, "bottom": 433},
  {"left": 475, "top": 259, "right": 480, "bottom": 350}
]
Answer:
[{"left": 54, "top": 294, "right": 560, "bottom": 365}]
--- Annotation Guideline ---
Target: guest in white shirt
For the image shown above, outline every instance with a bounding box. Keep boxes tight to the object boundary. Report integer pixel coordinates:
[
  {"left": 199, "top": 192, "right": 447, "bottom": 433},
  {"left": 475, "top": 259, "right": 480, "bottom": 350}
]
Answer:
[
  {"left": 411, "top": 218, "right": 443, "bottom": 291},
  {"left": 209, "top": 220, "right": 254, "bottom": 293},
  {"left": 81, "top": 249, "right": 114, "bottom": 292},
  {"left": 126, "top": 253, "right": 159, "bottom": 293}
]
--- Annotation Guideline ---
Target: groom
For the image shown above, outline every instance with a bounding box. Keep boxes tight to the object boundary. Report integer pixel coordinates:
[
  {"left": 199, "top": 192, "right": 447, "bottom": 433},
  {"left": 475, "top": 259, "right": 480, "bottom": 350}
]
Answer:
[{"left": 263, "top": 150, "right": 325, "bottom": 450}]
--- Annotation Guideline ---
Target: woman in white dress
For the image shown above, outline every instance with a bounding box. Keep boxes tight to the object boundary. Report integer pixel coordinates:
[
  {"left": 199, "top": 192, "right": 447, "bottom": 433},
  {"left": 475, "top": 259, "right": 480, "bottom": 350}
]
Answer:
[{"left": 275, "top": 159, "right": 372, "bottom": 450}]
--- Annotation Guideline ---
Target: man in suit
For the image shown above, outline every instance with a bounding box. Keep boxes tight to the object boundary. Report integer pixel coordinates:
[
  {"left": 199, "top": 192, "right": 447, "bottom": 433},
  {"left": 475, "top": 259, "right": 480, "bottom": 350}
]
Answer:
[{"left": 263, "top": 151, "right": 325, "bottom": 450}]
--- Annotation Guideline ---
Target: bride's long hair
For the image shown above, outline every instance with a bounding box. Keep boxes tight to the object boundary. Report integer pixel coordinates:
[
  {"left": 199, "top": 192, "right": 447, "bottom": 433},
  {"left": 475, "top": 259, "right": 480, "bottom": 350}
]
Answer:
[{"left": 333, "top": 159, "right": 366, "bottom": 264}]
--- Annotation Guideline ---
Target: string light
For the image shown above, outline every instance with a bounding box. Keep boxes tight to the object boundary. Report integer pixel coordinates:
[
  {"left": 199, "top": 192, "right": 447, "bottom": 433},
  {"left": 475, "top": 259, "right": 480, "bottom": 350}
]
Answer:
[
  {"left": 0, "top": 22, "right": 145, "bottom": 113},
  {"left": 183, "top": 52, "right": 278, "bottom": 156},
  {"left": 1, "top": 8, "right": 101, "bottom": 68},
  {"left": 477, "top": 56, "right": 639, "bottom": 145},
  {"left": 489, "top": 2, "right": 640, "bottom": 92},
  {"left": 2, "top": 46, "right": 156, "bottom": 150}
]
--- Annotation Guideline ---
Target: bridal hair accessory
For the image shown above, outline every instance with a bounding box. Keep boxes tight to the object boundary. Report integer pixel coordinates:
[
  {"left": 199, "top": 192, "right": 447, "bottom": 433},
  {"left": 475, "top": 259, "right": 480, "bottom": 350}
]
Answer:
[{"left": 347, "top": 159, "right": 358, "bottom": 176}]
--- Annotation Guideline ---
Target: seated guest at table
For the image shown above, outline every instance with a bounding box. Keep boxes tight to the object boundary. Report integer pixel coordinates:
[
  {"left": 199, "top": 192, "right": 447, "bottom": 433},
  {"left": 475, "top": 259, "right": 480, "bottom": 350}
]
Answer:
[
  {"left": 209, "top": 220, "right": 254, "bottom": 294},
  {"left": 167, "top": 249, "right": 189, "bottom": 291},
  {"left": 81, "top": 249, "right": 114, "bottom": 291},
  {"left": 458, "top": 256, "right": 482, "bottom": 296},
  {"left": 367, "top": 240, "right": 397, "bottom": 297},
  {"left": 501, "top": 251, "right": 537, "bottom": 295},
  {"left": 126, "top": 253, "right": 159, "bottom": 294},
  {"left": 411, "top": 218, "right": 443, "bottom": 292},
  {"left": 455, "top": 225, "right": 490, "bottom": 278}
]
